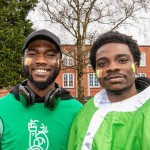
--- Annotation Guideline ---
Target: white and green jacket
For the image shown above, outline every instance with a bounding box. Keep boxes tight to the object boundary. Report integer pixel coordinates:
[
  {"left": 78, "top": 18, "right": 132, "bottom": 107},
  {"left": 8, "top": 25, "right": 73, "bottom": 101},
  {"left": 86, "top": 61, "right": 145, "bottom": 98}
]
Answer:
[{"left": 68, "top": 78, "right": 150, "bottom": 150}]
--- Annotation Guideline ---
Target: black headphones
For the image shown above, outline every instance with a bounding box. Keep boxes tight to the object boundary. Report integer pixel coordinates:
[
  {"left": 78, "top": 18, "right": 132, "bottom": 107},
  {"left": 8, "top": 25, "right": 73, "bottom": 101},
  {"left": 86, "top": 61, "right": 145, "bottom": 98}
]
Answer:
[{"left": 19, "top": 80, "right": 61, "bottom": 110}]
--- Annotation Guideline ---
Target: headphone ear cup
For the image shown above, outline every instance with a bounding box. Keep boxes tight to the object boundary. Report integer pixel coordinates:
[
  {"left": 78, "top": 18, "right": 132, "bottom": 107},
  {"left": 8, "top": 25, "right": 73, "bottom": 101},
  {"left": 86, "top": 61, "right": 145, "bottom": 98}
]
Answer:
[
  {"left": 19, "top": 85, "right": 35, "bottom": 108},
  {"left": 44, "top": 88, "right": 61, "bottom": 110}
]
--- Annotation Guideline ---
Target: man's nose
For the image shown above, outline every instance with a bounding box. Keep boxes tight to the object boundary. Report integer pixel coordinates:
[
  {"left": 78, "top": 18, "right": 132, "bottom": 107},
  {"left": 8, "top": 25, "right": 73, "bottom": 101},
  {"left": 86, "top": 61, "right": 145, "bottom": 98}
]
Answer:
[
  {"left": 35, "top": 54, "right": 47, "bottom": 64},
  {"left": 106, "top": 61, "right": 120, "bottom": 72}
]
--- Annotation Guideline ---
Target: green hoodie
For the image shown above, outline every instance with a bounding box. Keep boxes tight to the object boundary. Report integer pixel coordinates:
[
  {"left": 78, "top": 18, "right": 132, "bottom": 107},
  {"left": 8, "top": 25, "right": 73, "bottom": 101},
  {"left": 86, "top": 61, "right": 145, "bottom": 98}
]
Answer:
[{"left": 0, "top": 84, "right": 82, "bottom": 150}]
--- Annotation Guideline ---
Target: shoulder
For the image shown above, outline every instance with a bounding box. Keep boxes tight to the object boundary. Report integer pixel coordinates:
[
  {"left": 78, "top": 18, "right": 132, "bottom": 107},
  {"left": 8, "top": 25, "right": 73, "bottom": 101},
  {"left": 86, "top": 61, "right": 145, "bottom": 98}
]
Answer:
[
  {"left": 60, "top": 98, "right": 83, "bottom": 111},
  {"left": 68, "top": 98, "right": 83, "bottom": 106},
  {"left": 0, "top": 93, "right": 15, "bottom": 104},
  {"left": 69, "top": 97, "right": 98, "bottom": 139},
  {"left": 80, "top": 97, "right": 96, "bottom": 113},
  {"left": 73, "top": 97, "right": 98, "bottom": 123},
  {"left": 0, "top": 93, "right": 18, "bottom": 112}
]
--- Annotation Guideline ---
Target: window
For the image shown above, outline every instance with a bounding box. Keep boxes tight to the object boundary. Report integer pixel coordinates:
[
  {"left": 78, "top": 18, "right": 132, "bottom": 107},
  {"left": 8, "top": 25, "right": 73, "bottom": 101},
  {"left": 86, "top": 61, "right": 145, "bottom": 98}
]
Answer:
[
  {"left": 140, "top": 52, "right": 146, "bottom": 66},
  {"left": 88, "top": 73, "right": 100, "bottom": 87},
  {"left": 63, "top": 54, "right": 74, "bottom": 66},
  {"left": 63, "top": 73, "right": 74, "bottom": 88},
  {"left": 135, "top": 73, "right": 146, "bottom": 78}
]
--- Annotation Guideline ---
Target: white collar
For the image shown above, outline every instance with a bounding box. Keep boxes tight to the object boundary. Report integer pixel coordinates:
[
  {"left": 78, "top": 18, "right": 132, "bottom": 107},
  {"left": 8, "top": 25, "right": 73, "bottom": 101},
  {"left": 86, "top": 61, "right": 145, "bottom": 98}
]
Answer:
[{"left": 94, "top": 86, "right": 150, "bottom": 109}]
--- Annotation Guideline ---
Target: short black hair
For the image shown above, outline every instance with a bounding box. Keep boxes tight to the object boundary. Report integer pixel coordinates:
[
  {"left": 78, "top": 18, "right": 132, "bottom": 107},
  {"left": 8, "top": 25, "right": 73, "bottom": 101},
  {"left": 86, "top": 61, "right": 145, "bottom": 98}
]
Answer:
[{"left": 89, "top": 31, "right": 141, "bottom": 71}]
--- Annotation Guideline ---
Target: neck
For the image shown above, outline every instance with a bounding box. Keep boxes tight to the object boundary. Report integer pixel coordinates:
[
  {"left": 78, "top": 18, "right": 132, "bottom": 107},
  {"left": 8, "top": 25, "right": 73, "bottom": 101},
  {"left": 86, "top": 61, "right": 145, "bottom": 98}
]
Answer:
[
  {"left": 27, "top": 81, "right": 55, "bottom": 97},
  {"left": 106, "top": 84, "right": 138, "bottom": 102}
]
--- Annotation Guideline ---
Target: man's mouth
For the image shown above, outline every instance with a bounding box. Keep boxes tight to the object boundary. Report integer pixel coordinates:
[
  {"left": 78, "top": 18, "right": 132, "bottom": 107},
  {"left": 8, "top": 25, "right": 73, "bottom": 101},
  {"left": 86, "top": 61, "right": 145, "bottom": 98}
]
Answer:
[
  {"left": 34, "top": 69, "right": 48, "bottom": 73},
  {"left": 105, "top": 74, "right": 125, "bottom": 81},
  {"left": 33, "top": 68, "right": 50, "bottom": 76}
]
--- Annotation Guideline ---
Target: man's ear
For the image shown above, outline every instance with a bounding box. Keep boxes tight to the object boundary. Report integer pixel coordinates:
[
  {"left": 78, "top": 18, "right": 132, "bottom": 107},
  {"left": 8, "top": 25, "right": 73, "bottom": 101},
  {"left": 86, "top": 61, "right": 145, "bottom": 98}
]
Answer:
[
  {"left": 60, "top": 59, "right": 63, "bottom": 63},
  {"left": 134, "top": 62, "right": 138, "bottom": 73},
  {"left": 60, "top": 59, "right": 63, "bottom": 67}
]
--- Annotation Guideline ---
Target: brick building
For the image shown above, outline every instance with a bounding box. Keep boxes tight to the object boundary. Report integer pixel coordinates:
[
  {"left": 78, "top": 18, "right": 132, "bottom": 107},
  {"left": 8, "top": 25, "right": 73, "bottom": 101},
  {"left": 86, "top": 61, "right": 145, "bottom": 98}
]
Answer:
[
  {"left": 56, "top": 45, "right": 150, "bottom": 98},
  {"left": 0, "top": 45, "right": 150, "bottom": 98}
]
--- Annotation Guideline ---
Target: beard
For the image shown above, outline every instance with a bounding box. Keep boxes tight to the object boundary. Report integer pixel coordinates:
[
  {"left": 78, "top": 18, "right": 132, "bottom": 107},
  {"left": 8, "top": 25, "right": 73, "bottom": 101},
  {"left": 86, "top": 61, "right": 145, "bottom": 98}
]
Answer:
[
  {"left": 23, "top": 66, "right": 60, "bottom": 90},
  {"left": 106, "top": 82, "right": 135, "bottom": 95}
]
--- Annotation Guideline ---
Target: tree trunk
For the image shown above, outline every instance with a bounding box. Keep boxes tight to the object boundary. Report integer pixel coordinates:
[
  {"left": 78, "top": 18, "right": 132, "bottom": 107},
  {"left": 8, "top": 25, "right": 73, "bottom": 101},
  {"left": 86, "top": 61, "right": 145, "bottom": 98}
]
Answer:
[
  {"left": 76, "top": 44, "right": 85, "bottom": 104},
  {"left": 77, "top": 63, "right": 85, "bottom": 104}
]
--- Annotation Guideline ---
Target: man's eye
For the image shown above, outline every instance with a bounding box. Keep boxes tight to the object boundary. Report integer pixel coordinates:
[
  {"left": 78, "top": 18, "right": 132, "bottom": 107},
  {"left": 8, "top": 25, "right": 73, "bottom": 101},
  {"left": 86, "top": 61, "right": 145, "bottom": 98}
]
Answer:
[
  {"left": 97, "top": 62, "right": 106, "bottom": 67},
  {"left": 47, "top": 54, "right": 55, "bottom": 57},
  {"left": 118, "top": 59, "right": 128, "bottom": 63},
  {"left": 47, "top": 52, "right": 56, "bottom": 57},
  {"left": 28, "top": 53, "right": 36, "bottom": 56}
]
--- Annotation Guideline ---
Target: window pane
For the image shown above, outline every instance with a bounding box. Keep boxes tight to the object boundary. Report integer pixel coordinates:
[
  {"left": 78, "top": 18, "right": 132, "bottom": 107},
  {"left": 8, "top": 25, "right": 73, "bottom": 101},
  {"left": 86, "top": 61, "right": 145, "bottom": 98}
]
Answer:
[
  {"left": 89, "top": 73, "right": 99, "bottom": 87},
  {"left": 63, "top": 73, "right": 74, "bottom": 88},
  {"left": 135, "top": 73, "right": 146, "bottom": 78},
  {"left": 140, "top": 53, "right": 146, "bottom": 66},
  {"left": 63, "top": 55, "right": 74, "bottom": 66}
]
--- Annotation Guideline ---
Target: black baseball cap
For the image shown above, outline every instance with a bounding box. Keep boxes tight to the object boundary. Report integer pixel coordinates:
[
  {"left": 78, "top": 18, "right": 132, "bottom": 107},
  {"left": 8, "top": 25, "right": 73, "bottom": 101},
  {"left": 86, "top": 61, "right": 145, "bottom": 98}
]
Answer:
[{"left": 22, "top": 29, "right": 62, "bottom": 56}]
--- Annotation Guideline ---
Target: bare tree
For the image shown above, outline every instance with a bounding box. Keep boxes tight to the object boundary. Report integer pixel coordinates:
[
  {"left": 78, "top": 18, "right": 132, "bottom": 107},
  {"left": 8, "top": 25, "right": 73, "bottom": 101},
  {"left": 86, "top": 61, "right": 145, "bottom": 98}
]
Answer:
[{"left": 39, "top": 0, "right": 150, "bottom": 103}]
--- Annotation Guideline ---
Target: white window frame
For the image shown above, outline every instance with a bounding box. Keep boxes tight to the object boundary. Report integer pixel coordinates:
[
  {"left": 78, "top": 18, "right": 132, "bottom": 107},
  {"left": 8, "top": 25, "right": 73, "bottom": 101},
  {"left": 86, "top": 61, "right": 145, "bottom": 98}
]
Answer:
[
  {"left": 63, "top": 73, "right": 74, "bottom": 88},
  {"left": 88, "top": 73, "right": 100, "bottom": 88},
  {"left": 140, "top": 52, "right": 146, "bottom": 67},
  {"left": 63, "top": 54, "right": 74, "bottom": 66},
  {"left": 135, "top": 73, "right": 146, "bottom": 78}
]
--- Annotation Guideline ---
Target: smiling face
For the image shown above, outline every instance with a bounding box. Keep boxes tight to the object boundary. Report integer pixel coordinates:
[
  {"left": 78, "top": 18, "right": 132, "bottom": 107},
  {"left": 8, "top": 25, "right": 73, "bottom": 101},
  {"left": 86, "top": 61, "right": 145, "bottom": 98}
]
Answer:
[
  {"left": 96, "top": 43, "right": 138, "bottom": 95},
  {"left": 23, "top": 39, "right": 61, "bottom": 90}
]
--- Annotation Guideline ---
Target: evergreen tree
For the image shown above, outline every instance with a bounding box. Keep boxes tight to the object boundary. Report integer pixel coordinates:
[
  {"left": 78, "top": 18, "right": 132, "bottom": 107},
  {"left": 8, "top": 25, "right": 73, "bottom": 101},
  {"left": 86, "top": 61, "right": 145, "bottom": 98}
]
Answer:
[{"left": 0, "top": 0, "right": 38, "bottom": 88}]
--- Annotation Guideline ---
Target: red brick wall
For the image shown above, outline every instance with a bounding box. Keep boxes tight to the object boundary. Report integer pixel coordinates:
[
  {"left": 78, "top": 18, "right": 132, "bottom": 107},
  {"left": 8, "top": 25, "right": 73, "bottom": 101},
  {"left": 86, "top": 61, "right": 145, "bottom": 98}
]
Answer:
[
  {"left": 138, "top": 46, "right": 150, "bottom": 77},
  {"left": 0, "top": 89, "right": 9, "bottom": 98},
  {"left": 0, "top": 45, "right": 150, "bottom": 98},
  {"left": 58, "top": 45, "right": 150, "bottom": 97}
]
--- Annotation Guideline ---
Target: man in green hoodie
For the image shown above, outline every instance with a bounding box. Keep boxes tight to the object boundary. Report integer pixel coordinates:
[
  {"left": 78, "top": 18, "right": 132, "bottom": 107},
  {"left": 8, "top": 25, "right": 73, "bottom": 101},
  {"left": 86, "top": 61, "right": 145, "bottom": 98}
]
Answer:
[
  {"left": 0, "top": 29, "right": 82, "bottom": 150},
  {"left": 68, "top": 31, "right": 150, "bottom": 150}
]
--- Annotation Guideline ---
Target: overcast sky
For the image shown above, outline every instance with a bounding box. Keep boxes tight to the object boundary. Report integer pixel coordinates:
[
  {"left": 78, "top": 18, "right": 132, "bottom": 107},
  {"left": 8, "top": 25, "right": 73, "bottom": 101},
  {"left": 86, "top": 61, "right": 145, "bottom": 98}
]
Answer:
[{"left": 27, "top": 2, "right": 150, "bottom": 46}]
